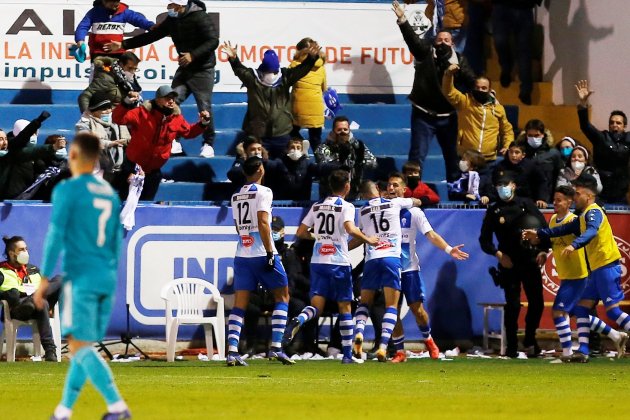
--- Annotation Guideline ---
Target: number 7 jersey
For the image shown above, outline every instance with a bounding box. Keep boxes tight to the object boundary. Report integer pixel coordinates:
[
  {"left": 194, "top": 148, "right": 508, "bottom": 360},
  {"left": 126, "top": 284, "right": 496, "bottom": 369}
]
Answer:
[
  {"left": 359, "top": 197, "right": 413, "bottom": 262},
  {"left": 301, "top": 196, "right": 356, "bottom": 266},
  {"left": 231, "top": 183, "right": 277, "bottom": 258}
]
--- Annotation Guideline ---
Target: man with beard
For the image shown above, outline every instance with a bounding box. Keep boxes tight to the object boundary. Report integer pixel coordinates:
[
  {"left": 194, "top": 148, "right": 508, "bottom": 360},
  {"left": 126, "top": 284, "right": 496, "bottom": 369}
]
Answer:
[
  {"left": 112, "top": 85, "right": 211, "bottom": 200},
  {"left": 575, "top": 79, "right": 630, "bottom": 203},
  {"left": 392, "top": 0, "right": 476, "bottom": 183}
]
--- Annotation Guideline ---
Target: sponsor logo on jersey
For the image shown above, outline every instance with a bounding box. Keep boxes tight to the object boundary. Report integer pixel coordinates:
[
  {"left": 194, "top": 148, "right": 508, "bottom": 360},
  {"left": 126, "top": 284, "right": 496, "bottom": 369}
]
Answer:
[
  {"left": 375, "top": 240, "right": 393, "bottom": 250},
  {"left": 319, "top": 244, "right": 337, "bottom": 255},
  {"left": 241, "top": 235, "right": 254, "bottom": 247}
]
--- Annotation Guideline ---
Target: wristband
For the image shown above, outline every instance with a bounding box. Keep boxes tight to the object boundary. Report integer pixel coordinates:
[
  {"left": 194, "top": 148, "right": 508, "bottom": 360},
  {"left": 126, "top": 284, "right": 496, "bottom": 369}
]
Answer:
[{"left": 444, "top": 246, "right": 453, "bottom": 255}]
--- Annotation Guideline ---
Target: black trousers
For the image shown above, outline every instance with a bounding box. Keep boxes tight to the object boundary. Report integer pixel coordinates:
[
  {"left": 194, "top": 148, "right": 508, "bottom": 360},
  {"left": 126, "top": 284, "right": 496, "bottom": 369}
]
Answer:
[{"left": 500, "top": 260, "right": 543, "bottom": 353}]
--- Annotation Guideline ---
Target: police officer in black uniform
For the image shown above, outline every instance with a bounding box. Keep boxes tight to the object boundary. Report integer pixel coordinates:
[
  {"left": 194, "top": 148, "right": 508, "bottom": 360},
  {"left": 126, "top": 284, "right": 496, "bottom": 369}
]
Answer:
[{"left": 479, "top": 171, "right": 549, "bottom": 358}]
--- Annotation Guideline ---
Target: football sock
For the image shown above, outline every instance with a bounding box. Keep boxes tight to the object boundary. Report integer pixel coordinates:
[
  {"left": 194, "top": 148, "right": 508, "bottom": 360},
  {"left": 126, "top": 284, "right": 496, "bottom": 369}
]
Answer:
[
  {"left": 574, "top": 306, "right": 591, "bottom": 354},
  {"left": 379, "top": 307, "right": 398, "bottom": 351},
  {"left": 270, "top": 302, "right": 289, "bottom": 350},
  {"left": 554, "top": 315, "right": 573, "bottom": 357},
  {"left": 392, "top": 335, "right": 405, "bottom": 352},
  {"left": 339, "top": 313, "right": 354, "bottom": 359},
  {"left": 75, "top": 346, "right": 124, "bottom": 406},
  {"left": 60, "top": 355, "right": 87, "bottom": 409},
  {"left": 590, "top": 315, "right": 620, "bottom": 341},
  {"left": 297, "top": 306, "right": 318, "bottom": 326},
  {"left": 227, "top": 307, "right": 245, "bottom": 353},
  {"left": 419, "top": 324, "right": 431, "bottom": 340},
  {"left": 607, "top": 306, "right": 630, "bottom": 332},
  {"left": 354, "top": 303, "right": 369, "bottom": 337}
]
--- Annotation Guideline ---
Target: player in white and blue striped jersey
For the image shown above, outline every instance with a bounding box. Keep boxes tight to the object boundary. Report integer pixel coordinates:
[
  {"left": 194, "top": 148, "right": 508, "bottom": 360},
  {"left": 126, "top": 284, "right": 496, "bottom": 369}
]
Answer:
[
  {"left": 227, "top": 156, "right": 294, "bottom": 366},
  {"left": 387, "top": 173, "right": 468, "bottom": 363},
  {"left": 281, "top": 170, "right": 377, "bottom": 364},
  {"left": 351, "top": 181, "right": 421, "bottom": 362}
]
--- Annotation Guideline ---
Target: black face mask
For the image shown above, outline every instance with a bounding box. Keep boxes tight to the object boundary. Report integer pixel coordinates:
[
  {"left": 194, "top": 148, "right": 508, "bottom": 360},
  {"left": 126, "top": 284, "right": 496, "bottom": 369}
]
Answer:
[
  {"left": 434, "top": 43, "right": 452, "bottom": 61},
  {"left": 471, "top": 90, "right": 491, "bottom": 104},
  {"left": 154, "top": 100, "right": 175, "bottom": 116},
  {"left": 407, "top": 175, "right": 420, "bottom": 191}
]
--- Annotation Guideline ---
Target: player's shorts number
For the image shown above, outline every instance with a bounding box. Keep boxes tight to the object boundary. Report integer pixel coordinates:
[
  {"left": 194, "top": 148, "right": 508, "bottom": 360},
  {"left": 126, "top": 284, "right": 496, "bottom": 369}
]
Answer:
[
  {"left": 317, "top": 212, "right": 335, "bottom": 235},
  {"left": 93, "top": 198, "right": 112, "bottom": 247},
  {"left": 369, "top": 211, "right": 389, "bottom": 233}
]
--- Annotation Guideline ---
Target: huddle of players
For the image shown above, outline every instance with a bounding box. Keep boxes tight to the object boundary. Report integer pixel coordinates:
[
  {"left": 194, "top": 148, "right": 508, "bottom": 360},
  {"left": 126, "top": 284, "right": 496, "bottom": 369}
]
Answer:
[{"left": 229, "top": 156, "right": 468, "bottom": 365}]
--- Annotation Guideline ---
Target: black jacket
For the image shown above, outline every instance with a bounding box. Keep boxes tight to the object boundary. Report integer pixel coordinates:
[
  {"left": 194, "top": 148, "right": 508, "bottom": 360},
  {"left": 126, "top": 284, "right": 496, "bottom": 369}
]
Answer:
[
  {"left": 481, "top": 158, "right": 548, "bottom": 203},
  {"left": 578, "top": 106, "right": 630, "bottom": 202},
  {"left": 274, "top": 155, "right": 319, "bottom": 201},
  {"left": 479, "top": 196, "right": 549, "bottom": 264},
  {"left": 522, "top": 144, "right": 564, "bottom": 202},
  {"left": 398, "top": 19, "right": 476, "bottom": 114},
  {"left": 122, "top": 0, "right": 218, "bottom": 71}
]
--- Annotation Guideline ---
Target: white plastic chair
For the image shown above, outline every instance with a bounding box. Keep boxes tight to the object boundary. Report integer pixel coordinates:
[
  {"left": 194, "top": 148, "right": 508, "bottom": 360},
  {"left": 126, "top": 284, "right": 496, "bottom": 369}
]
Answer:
[
  {"left": 160, "top": 278, "right": 226, "bottom": 362},
  {"left": 1, "top": 299, "right": 61, "bottom": 362}
]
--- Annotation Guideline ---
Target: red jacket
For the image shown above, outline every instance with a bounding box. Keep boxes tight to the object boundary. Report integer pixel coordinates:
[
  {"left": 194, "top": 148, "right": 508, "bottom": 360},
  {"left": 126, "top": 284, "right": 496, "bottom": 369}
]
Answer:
[
  {"left": 404, "top": 182, "right": 441, "bottom": 205},
  {"left": 113, "top": 101, "right": 205, "bottom": 173}
]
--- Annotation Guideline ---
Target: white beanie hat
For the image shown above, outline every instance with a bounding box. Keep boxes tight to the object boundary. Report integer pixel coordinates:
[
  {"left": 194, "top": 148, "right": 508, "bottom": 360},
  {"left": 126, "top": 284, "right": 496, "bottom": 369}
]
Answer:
[{"left": 12, "top": 119, "right": 30, "bottom": 136}]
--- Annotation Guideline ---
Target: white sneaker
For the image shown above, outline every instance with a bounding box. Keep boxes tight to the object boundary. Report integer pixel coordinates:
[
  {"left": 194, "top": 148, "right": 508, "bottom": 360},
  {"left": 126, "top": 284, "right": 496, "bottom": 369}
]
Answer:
[
  {"left": 171, "top": 139, "right": 183, "bottom": 155},
  {"left": 200, "top": 144, "right": 215, "bottom": 158}
]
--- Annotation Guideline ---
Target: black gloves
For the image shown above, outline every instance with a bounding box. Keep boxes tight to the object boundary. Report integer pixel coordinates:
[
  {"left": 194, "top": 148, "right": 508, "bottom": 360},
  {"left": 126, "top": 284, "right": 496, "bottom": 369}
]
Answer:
[
  {"left": 36, "top": 111, "right": 51, "bottom": 123},
  {"left": 265, "top": 252, "right": 275, "bottom": 271}
]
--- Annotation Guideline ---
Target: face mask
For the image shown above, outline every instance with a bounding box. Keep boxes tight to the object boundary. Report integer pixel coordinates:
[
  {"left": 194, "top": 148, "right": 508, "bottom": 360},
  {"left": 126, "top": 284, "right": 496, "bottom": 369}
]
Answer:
[
  {"left": 406, "top": 175, "right": 420, "bottom": 190},
  {"left": 100, "top": 113, "right": 112, "bottom": 124},
  {"left": 434, "top": 43, "right": 452, "bottom": 60},
  {"left": 271, "top": 231, "right": 282, "bottom": 242},
  {"left": 287, "top": 150, "right": 302, "bottom": 161},
  {"left": 55, "top": 148, "right": 68, "bottom": 159},
  {"left": 561, "top": 147, "right": 573, "bottom": 158},
  {"left": 167, "top": 8, "right": 179, "bottom": 18},
  {"left": 261, "top": 72, "right": 280, "bottom": 86},
  {"left": 249, "top": 152, "right": 262, "bottom": 159},
  {"left": 527, "top": 136, "right": 543, "bottom": 148},
  {"left": 124, "top": 70, "right": 135, "bottom": 81},
  {"left": 458, "top": 160, "right": 470, "bottom": 172},
  {"left": 16, "top": 250, "right": 29, "bottom": 265},
  {"left": 29, "top": 135, "right": 38, "bottom": 145},
  {"left": 497, "top": 186, "right": 513, "bottom": 201},
  {"left": 0, "top": 150, "right": 8, "bottom": 157},
  {"left": 571, "top": 161, "right": 586, "bottom": 172},
  {"left": 471, "top": 90, "right": 490, "bottom": 104}
]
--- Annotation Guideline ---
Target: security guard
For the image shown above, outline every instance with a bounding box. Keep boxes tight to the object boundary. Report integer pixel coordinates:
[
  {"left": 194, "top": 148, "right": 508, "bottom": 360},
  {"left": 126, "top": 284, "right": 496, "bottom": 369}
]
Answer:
[
  {"left": 479, "top": 171, "right": 549, "bottom": 358},
  {"left": 0, "top": 236, "right": 58, "bottom": 361}
]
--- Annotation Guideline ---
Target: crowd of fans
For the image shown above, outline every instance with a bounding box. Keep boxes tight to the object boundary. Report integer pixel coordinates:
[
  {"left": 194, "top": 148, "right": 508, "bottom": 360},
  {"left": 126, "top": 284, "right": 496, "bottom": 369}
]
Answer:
[{"left": 1, "top": 0, "right": 630, "bottom": 207}]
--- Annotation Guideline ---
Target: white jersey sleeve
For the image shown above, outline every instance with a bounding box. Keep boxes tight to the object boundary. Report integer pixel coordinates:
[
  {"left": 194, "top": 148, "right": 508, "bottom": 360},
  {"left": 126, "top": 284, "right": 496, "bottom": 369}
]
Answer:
[
  {"left": 308, "top": 196, "right": 355, "bottom": 266},
  {"left": 231, "top": 183, "right": 277, "bottom": 258},
  {"left": 401, "top": 207, "right": 433, "bottom": 272}
]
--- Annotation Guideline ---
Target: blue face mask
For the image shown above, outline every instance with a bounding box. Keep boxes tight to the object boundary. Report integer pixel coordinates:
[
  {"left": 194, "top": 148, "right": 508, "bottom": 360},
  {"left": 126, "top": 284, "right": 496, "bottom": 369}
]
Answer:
[
  {"left": 561, "top": 147, "right": 573, "bottom": 158},
  {"left": 167, "top": 8, "right": 179, "bottom": 18},
  {"left": 100, "top": 113, "right": 112, "bottom": 124},
  {"left": 497, "top": 185, "right": 513, "bottom": 201},
  {"left": 271, "top": 231, "right": 282, "bottom": 242},
  {"left": 29, "top": 135, "right": 38, "bottom": 145},
  {"left": 0, "top": 149, "right": 8, "bottom": 157}
]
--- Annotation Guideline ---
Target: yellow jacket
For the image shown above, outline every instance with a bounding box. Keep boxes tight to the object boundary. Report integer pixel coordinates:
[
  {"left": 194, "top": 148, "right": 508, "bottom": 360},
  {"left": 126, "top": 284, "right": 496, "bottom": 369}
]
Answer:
[
  {"left": 290, "top": 56, "right": 327, "bottom": 128},
  {"left": 425, "top": 0, "right": 468, "bottom": 29},
  {"left": 442, "top": 72, "right": 514, "bottom": 161}
]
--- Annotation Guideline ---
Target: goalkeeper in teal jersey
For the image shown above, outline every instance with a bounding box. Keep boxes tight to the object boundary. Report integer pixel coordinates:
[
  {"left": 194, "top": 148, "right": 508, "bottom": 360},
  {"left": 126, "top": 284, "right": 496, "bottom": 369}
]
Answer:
[{"left": 34, "top": 132, "right": 129, "bottom": 420}]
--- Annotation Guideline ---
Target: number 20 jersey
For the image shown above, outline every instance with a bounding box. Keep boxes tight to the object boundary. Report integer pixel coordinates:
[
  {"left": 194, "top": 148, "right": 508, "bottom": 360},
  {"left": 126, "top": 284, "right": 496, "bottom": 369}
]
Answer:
[
  {"left": 359, "top": 197, "right": 413, "bottom": 262},
  {"left": 231, "top": 183, "right": 277, "bottom": 258},
  {"left": 301, "top": 196, "right": 356, "bottom": 266}
]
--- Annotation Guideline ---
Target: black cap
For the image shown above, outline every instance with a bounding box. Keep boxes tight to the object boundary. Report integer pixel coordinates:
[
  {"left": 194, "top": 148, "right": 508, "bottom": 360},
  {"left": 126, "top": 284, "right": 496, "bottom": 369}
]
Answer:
[
  {"left": 493, "top": 170, "right": 516, "bottom": 186},
  {"left": 271, "top": 216, "right": 285, "bottom": 231},
  {"left": 89, "top": 91, "right": 112, "bottom": 112}
]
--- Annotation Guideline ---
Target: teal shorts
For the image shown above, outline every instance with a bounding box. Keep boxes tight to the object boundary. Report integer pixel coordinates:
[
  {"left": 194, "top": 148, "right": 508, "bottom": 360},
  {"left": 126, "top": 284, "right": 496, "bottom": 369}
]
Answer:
[{"left": 60, "top": 281, "right": 115, "bottom": 342}]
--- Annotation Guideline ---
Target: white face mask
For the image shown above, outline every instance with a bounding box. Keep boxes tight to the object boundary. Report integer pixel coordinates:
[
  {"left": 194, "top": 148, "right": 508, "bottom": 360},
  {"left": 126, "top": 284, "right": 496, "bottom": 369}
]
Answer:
[
  {"left": 55, "top": 148, "right": 68, "bottom": 159},
  {"left": 0, "top": 150, "right": 8, "bottom": 157},
  {"left": 458, "top": 160, "right": 469, "bottom": 172},
  {"left": 29, "top": 135, "right": 38, "bottom": 145},
  {"left": 16, "top": 250, "right": 29, "bottom": 265},
  {"left": 571, "top": 161, "right": 586, "bottom": 172},
  {"left": 124, "top": 70, "right": 135, "bottom": 81},
  {"left": 249, "top": 151, "right": 262, "bottom": 159},
  {"left": 100, "top": 113, "right": 112, "bottom": 124},
  {"left": 287, "top": 150, "right": 302, "bottom": 161},
  {"left": 527, "top": 136, "right": 543, "bottom": 148},
  {"left": 261, "top": 72, "right": 280, "bottom": 86}
]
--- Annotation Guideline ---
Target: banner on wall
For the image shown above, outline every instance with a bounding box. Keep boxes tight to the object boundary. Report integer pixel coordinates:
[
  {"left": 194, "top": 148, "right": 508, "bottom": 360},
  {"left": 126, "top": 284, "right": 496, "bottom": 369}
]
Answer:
[{"left": 0, "top": 1, "right": 428, "bottom": 95}]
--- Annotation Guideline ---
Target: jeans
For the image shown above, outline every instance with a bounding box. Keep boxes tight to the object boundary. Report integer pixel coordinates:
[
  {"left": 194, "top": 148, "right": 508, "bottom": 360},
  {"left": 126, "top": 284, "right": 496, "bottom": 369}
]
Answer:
[
  {"left": 491, "top": 5, "right": 534, "bottom": 96},
  {"left": 409, "top": 107, "right": 459, "bottom": 182},
  {"left": 172, "top": 66, "right": 216, "bottom": 145}
]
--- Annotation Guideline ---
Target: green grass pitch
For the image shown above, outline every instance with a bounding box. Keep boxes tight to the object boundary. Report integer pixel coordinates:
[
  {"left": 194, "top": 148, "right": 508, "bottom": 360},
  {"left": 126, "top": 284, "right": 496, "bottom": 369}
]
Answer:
[{"left": 3, "top": 358, "right": 629, "bottom": 419}]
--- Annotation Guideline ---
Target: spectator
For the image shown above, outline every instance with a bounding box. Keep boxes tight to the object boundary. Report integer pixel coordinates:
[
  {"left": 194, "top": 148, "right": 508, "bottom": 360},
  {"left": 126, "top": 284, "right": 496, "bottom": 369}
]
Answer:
[
  {"left": 424, "top": 0, "right": 469, "bottom": 53},
  {"left": 221, "top": 42, "right": 320, "bottom": 159},
  {"left": 518, "top": 119, "right": 564, "bottom": 207},
  {"left": 442, "top": 64, "right": 513, "bottom": 164},
  {"left": 78, "top": 52, "right": 142, "bottom": 113},
  {"left": 392, "top": 1, "right": 476, "bottom": 183},
  {"left": 289, "top": 37, "right": 327, "bottom": 153},
  {"left": 0, "top": 236, "right": 60, "bottom": 361},
  {"left": 112, "top": 85, "right": 211, "bottom": 200},
  {"left": 575, "top": 79, "right": 630, "bottom": 203},
  {"left": 556, "top": 136, "right": 576, "bottom": 164},
  {"left": 106, "top": 0, "right": 219, "bottom": 158},
  {"left": 17, "top": 135, "right": 69, "bottom": 201},
  {"left": 448, "top": 149, "right": 485, "bottom": 201},
  {"left": 0, "top": 114, "right": 64, "bottom": 200},
  {"left": 275, "top": 139, "right": 320, "bottom": 201},
  {"left": 401, "top": 161, "right": 441, "bottom": 205},
  {"left": 74, "top": 0, "right": 154, "bottom": 62},
  {"left": 77, "top": 92, "right": 131, "bottom": 187},
  {"left": 556, "top": 145, "right": 602, "bottom": 193},
  {"left": 3, "top": 111, "right": 50, "bottom": 152},
  {"left": 491, "top": 0, "right": 541, "bottom": 105},
  {"left": 227, "top": 136, "right": 284, "bottom": 193},
  {"left": 315, "top": 116, "right": 377, "bottom": 200},
  {"left": 480, "top": 141, "right": 547, "bottom": 205}
]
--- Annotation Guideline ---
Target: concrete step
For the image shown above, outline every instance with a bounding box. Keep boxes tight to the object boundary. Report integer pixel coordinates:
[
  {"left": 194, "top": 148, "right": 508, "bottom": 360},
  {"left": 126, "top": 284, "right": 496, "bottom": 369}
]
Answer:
[
  {"left": 515, "top": 104, "right": 585, "bottom": 144},
  {"left": 491, "top": 82, "right": 554, "bottom": 106}
]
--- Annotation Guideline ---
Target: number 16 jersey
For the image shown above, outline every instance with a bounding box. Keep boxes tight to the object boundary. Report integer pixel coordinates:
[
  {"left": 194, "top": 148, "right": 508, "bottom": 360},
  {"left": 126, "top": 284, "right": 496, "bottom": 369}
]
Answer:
[
  {"left": 231, "top": 183, "right": 277, "bottom": 258},
  {"left": 301, "top": 196, "right": 356, "bottom": 266},
  {"left": 359, "top": 197, "right": 413, "bottom": 262}
]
